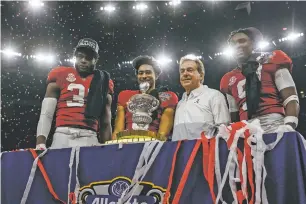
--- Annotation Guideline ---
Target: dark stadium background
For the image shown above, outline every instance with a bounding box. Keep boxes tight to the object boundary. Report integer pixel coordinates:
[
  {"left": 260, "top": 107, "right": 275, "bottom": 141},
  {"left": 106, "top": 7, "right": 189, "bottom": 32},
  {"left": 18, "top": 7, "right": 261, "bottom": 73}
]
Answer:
[{"left": 1, "top": 1, "right": 306, "bottom": 151}]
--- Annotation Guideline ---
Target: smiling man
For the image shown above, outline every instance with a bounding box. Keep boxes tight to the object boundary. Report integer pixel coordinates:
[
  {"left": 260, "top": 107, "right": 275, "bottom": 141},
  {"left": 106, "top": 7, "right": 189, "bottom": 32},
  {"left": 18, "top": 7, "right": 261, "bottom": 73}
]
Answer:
[
  {"left": 35, "top": 38, "right": 114, "bottom": 149},
  {"left": 112, "top": 55, "right": 178, "bottom": 140},
  {"left": 220, "top": 27, "right": 300, "bottom": 133},
  {"left": 172, "top": 55, "right": 230, "bottom": 141}
]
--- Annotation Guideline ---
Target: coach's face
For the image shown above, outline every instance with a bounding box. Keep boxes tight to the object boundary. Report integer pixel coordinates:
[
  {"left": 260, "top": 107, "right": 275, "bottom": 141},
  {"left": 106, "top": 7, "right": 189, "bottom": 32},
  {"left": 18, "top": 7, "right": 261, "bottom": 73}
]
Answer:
[
  {"left": 180, "top": 60, "right": 202, "bottom": 92},
  {"left": 75, "top": 48, "right": 97, "bottom": 75},
  {"left": 137, "top": 64, "right": 156, "bottom": 89},
  {"left": 230, "top": 32, "right": 253, "bottom": 63}
]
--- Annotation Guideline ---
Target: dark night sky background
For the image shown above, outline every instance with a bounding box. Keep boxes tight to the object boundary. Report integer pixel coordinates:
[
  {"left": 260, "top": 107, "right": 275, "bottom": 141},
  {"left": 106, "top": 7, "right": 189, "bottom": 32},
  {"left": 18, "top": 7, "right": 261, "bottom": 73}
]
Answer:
[{"left": 1, "top": 1, "right": 306, "bottom": 151}]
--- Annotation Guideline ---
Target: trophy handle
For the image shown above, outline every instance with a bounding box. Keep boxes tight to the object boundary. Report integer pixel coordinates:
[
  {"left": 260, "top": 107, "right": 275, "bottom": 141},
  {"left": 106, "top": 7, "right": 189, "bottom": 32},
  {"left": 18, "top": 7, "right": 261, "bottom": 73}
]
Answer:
[{"left": 126, "top": 101, "right": 136, "bottom": 114}]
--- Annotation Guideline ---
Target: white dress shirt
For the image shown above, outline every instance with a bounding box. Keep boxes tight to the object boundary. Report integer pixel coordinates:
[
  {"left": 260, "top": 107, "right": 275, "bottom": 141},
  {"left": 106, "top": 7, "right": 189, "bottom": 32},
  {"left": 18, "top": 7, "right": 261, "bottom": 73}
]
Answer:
[{"left": 172, "top": 85, "right": 230, "bottom": 141}]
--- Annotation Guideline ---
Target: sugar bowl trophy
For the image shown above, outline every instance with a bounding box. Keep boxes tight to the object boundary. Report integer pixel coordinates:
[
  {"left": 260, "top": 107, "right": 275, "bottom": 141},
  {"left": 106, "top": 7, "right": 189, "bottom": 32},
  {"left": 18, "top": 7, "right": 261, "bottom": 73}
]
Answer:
[
  {"left": 107, "top": 82, "right": 161, "bottom": 144},
  {"left": 127, "top": 82, "right": 160, "bottom": 131}
]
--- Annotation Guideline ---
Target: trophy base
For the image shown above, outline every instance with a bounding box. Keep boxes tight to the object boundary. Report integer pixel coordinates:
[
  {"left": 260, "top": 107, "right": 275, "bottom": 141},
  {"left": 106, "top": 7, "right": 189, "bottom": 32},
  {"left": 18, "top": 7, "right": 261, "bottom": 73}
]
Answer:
[{"left": 105, "top": 130, "right": 166, "bottom": 145}]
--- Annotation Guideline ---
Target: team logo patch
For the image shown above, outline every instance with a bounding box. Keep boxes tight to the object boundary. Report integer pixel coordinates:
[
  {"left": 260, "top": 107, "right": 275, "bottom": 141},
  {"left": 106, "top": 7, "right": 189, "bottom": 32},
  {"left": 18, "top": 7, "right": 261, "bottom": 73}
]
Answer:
[
  {"left": 158, "top": 92, "right": 170, "bottom": 102},
  {"left": 66, "top": 73, "right": 76, "bottom": 82},
  {"left": 228, "top": 76, "right": 237, "bottom": 86},
  {"left": 78, "top": 176, "right": 166, "bottom": 204}
]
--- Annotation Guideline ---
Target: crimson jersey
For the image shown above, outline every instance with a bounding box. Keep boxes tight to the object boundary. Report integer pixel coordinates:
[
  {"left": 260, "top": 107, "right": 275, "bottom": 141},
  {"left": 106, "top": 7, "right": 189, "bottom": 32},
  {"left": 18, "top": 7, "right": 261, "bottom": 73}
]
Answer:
[
  {"left": 118, "top": 90, "right": 178, "bottom": 133},
  {"left": 220, "top": 50, "right": 293, "bottom": 120},
  {"left": 47, "top": 66, "right": 114, "bottom": 132}
]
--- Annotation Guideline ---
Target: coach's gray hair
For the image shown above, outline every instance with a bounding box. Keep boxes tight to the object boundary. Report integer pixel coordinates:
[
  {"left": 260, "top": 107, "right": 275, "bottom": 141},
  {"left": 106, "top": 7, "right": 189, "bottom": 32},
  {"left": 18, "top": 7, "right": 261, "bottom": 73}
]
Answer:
[{"left": 179, "top": 55, "right": 205, "bottom": 83}]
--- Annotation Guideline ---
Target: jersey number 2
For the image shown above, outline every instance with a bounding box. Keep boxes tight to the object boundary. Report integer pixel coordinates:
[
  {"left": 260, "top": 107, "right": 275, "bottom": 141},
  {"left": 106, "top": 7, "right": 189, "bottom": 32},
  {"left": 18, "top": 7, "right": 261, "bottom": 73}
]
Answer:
[
  {"left": 67, "top": 83, "right": 85, "bottom": 107},
  {"left": 237, "top": 79, "right": 247, "bottom": 111}
]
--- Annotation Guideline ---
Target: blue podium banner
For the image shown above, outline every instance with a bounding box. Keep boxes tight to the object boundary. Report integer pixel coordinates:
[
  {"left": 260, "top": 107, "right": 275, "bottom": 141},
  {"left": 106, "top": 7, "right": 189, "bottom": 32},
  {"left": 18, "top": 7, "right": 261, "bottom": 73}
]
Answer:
[{"left": 1, "top": 132, "right": 306, "bottom": 204}]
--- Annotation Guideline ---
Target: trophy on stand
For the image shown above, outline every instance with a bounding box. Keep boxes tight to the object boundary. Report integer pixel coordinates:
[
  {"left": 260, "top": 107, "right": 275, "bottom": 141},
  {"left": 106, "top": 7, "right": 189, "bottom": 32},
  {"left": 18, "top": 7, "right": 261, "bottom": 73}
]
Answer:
[
  {"left": 127, "top": 82, "right": 160, "bottom": 131},
  {"left": 107, "top": 82, "right": 162, "bottom": 144}
]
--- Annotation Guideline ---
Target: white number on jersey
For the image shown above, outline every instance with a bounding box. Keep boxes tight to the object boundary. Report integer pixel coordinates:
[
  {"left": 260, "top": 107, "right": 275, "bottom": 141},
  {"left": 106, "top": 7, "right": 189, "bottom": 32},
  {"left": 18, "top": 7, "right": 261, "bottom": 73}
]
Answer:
[
  {"left": 66, "top": 83, "right": 85, "bottom": 107},
  {"left": 237, "top": 79, "right": 247, "bottom": 111}
]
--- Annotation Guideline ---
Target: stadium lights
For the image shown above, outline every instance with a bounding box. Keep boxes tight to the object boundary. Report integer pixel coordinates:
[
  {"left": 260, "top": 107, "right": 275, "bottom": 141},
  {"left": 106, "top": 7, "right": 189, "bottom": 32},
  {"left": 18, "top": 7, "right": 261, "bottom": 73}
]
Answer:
[
  {"left": 0, "top": 49, "right": 22, "bottom": 58},
  {"left": 278, "top": 32, "right": 304, "bottom": 42},
  {"left": 28, "top": 0, "right": 44, "bottom": 8},
  {"left": 122, "top": 61, "right": 133, "bottom": 65},
  {"left": 156, "top": 55, "right": 172, "bottom": 65},
  {"left": 258, "top": 41, "right": 270, "bottom": 49},
  {"left": 133, "top": 3, "right": 148, "bottom": 11},
  {"left": 166, "top": 0, "right": 181, "bottom": 6},
  {"left": 33, "top": 53, "right": 55, "bottom": 63},
  {"left": 64, "top": 58, "right": 76, "bottom": 64},
  {"left": 100, "top": 5, "right": 116, "bottom": 12},
  {"left": 222, "top": 47, "right": 234, "bottom": 57}
]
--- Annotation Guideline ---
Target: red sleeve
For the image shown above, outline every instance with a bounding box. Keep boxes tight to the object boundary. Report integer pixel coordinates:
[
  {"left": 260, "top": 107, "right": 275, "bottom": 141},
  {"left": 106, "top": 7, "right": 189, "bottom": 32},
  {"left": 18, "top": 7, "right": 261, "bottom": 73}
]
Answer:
[
  {"left": 266, "top": 50, "right": 293, "bottom": 73},
  {"left": 47, "top": 67, "right": 63, "bottom": 85},
  {"left": 118, "top": 90, "right": 133, "bottom": 107},
  {"left": 108, "top": 79, "right": 114, "bottom": 94},
  {"left": 220, "top": 73, "right": 231, "bottom": 94},
  {"left": 160, "top": 91, "right": 178, "bottom": 109}
]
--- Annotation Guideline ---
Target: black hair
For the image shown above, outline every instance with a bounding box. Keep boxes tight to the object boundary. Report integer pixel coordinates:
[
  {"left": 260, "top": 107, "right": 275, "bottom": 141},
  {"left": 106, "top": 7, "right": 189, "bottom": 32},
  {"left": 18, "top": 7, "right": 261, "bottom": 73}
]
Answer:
[
  {"left": 132, "top": 55, "right": 162, "bottom": 78},
  {"left": 228, "top": 27, "right": 263, "bottom": 44}
]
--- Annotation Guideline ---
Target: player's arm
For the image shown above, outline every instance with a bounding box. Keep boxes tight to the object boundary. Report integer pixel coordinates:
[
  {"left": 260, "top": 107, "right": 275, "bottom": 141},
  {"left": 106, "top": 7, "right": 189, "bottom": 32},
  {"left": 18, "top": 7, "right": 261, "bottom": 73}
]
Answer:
[
  {"left": 99, "top": 94, "right": 112, "bottom": 143},
  {"left": 36, "top": 82, "right": 60, "bottom": 149},
  {"left": 112, "top": 105, "right": 125, "bottom": 140},
  {"left": 220, "top": 75, "right": 240, "bottom": 123},
  {"left": 211, "top": 92, "right": 231, "bottom": 125},
  {"left": 157, "top": 92, "right": 178, "bottom": 140},
  {"left": 158, "top": 108, "right": 175, "bottom": 140},
  {"left": 226, "top": 94, "right": 240, "bottom": 122},
  {"left": 275, "top": 68, "right": 300, "bottom": 129}
]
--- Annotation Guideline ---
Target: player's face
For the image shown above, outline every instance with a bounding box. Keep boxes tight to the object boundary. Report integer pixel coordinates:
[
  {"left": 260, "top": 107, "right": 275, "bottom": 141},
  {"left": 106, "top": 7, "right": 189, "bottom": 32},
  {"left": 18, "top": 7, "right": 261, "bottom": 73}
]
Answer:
[
  {"left": 230, "top": 33, "right": 253, "bottom": 63},
  {"left": 75, "top": 50, "right": 97, "bottom": 75},
  {"left": 179, "top": 60, "right": 203, "bottom": 91},
  {"left": 137, "top": 64, "right": 156, "bottom": 89}
]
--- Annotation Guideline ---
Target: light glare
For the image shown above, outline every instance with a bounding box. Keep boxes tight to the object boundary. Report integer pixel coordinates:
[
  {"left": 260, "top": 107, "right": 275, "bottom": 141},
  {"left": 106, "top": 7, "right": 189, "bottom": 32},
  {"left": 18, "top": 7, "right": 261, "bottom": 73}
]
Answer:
[
  {"left": 133, "top": 3, "right": 148, "bottom": 11},
  {"left": 101, "top": 5, "right": 116, "bottom": 12},
  {"left": 0, "top": 49, "right": 22, "bottom": 57},
  {"left": 29, "top": 0, "right": 44, "bottom": 8},
  {"left": 258, "top": 41, "right": 269, "bottom": 49},
  {"left": 223, "top": 47, "right": 234, "bottom": 57},
  {"left": 157, "top": 56, "right": 172, "bottom": 65},
  {"left": 34, "top": 53, "right": 55, "bottom": 63}
]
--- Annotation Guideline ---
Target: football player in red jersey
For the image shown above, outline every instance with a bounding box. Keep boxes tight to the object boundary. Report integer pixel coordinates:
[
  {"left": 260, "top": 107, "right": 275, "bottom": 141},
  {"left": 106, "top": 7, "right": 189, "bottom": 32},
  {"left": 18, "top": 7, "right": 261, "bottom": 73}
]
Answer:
[
  {"left": 220, "top": 27, "right": 300, "bottom": 133},
  {"left": 112, "top": 55, "right": 178, "bottom": 140},
  {"left": 35, "top": 38, "right": 114, "bottom": 149}
]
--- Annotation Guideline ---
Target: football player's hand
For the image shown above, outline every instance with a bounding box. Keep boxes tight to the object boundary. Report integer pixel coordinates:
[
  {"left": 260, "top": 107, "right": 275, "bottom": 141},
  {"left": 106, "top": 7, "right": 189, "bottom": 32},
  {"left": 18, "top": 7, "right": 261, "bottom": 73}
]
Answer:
[
  {"left": 36, "top": 135, "right": 47, "bottom": 150},
  {"left": 275, "top": 124, "right": 295, "bottom": 133},
  {"left": 35, "top": 143, "right": 47, "bottom": 150}
]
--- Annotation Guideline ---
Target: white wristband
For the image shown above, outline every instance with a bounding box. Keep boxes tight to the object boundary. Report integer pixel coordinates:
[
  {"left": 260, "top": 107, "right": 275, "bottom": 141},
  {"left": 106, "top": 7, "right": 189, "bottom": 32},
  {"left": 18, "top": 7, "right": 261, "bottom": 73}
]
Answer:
[
  {"left": 36, "top": 98, "right": 57, "bottom": 139},
  {"left": 283, "top": 95, "right": 299, "bottom": 107},
  {"left": 36, "top": 144, "right": 46, "bottom": 150},
  {"left": 284, "top": 116, "right": 298, "bottom": 127}
]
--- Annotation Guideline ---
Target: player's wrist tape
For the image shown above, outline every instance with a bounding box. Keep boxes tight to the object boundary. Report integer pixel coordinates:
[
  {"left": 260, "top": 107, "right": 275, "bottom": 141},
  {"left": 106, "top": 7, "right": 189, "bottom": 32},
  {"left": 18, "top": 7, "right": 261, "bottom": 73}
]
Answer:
[
  {"left": 284, "top": 116, "right": 298, "bottom": 128},
  {"left": 283, "top": 95, "right": 299, "bottom": 107},
  {"left": 36, "top": 144, "right": 46, "bottom": 150},
  {"left": 36, "top": 98, "right": 57, "bottom": 138}
]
